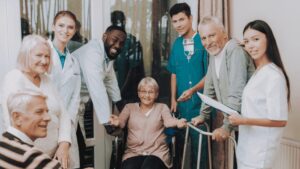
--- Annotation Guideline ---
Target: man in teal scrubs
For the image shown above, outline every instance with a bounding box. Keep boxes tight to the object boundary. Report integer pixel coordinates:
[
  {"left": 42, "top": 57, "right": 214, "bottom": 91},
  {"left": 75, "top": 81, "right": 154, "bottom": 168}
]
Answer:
[{"left": 167, "top": 3, "right": 208, "bottom": 169}]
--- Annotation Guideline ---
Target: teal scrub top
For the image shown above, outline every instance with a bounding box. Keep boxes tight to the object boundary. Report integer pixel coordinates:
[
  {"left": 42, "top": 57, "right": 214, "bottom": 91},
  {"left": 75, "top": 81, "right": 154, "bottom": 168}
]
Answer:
[
  {"left": 53, "top": 45, "right": 67, "bottom": 68},
  {"left": 167, "top": 33, "right": 208, "bottom": 120}
]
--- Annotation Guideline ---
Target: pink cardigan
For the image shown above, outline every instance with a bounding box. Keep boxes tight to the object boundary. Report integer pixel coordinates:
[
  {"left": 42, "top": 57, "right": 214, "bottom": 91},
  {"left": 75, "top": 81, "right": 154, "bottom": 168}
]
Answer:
[{"left": 119, "top": 103, "right": 179, "bottom": 168}]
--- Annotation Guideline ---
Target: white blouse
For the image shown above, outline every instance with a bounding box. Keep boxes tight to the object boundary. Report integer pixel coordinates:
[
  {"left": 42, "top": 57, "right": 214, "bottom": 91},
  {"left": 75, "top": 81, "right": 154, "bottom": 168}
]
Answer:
[{"left": 237, "top": 63, "right": 288, "bottom": 168}]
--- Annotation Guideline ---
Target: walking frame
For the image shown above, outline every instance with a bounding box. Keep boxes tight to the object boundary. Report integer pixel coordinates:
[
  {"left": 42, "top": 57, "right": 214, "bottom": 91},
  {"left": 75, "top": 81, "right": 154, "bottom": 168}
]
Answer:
[{"left": 181, "top": 122, "right": 237, "bottom": 169}]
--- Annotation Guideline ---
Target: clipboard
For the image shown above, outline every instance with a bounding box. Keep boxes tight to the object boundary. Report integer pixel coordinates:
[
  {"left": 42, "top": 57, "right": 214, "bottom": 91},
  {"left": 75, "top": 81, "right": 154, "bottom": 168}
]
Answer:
[{"left": 197, "top": 92, "right": 239, "bottom": 116}]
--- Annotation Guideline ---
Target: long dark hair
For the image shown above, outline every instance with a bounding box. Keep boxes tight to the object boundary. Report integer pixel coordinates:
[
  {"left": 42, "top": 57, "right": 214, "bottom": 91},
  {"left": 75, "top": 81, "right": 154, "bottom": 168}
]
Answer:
[{"left": 243, "top": 20, "right": 290, "bottom": 106}]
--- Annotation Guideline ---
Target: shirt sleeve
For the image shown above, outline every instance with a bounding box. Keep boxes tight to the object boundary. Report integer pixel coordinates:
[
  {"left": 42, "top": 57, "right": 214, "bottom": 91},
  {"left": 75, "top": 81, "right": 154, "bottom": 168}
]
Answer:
[
  {"left": 199, "top": 60, "right": 215, "bottom": 120},
  {"left": 105, "top": 66, "right": 121, "bottom": 102},
  {"left": 75, "top": 43, "right": 117, "bottom": 124},
  {"left": 222, "top": 46, "right": 253, "bottom": 132},
  {"left": 118, "top": 104, "right": 131, "bottom": 128},
  {"left": 266, "top": 74, "right": 288, "bottom": 120},
  {"left": 57, "top": 106, "right": 72, "bottom": 144},
  {"left": 160, "top": 104, "right": 178, "bottom": 127},
  {"left": 47, "top": 78, "right": 72, "bottom": 144},
  {"left": 25, "top": 148, "right": 62, "bottom": 169},
  {"left": 66, "top": 56, "right": 81, "bottom": 123},
  {"left": 226, "top": 46, "right": 250, "bottom": 112}
]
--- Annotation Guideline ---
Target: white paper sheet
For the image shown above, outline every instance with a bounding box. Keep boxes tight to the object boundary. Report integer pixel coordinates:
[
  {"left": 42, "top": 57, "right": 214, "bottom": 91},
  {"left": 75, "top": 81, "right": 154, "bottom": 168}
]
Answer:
[{"left": 197, "top": 92, "right": 239, "bottom": 116}]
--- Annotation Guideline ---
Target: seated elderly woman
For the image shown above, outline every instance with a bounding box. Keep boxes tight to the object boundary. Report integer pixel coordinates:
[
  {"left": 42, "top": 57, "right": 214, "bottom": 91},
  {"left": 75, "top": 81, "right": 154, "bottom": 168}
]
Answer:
[{"left": 110, "top": 77, "right": 186, "bottom": 169}]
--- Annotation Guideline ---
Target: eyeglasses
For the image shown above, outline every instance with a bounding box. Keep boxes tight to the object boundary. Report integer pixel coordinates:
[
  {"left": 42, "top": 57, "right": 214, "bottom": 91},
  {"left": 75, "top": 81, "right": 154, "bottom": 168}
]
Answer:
[{"left": 138, "top": 90, "right": 156, "bottom": 95}]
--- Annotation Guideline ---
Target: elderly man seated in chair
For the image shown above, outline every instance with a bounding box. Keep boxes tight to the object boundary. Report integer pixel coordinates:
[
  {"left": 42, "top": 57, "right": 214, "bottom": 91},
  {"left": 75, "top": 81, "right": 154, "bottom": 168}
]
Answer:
[{"left": 0, "top": 90, "right": 62, "bottom": 169}]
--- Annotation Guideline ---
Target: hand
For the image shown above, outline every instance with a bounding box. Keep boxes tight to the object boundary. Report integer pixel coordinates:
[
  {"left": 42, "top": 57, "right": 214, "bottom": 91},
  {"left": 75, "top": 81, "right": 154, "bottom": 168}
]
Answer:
[
  {"left": 109, "top": 115, "right": 120, "bottom": 127},
  {"left": 177, "top": 89, "right": 193, "bottom": 102},
  {"left": 228, "top": 114, "right": 244, "bottom": 126},
  {"left": 191, "top": 116, "right": 205, "bottom": 126},
  {"left": 54, "top": 141, "right": 70, "bottom": 169},
  {"left": 212, "top": 128, "right": 230, "bottom": 142},
  {"left": 170, "top": 99, "right": 177, "bottom": 113},
  {"left": 177, "top": 118, "right": 187, "bottom": 128}
]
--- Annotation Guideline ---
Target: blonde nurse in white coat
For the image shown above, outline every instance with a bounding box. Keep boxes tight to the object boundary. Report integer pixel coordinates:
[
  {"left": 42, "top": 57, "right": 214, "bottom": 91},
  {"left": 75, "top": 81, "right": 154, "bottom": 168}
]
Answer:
[
  {"left": 48, "top": 11, "right": 81, "bottom": 169},
  {"left": 228, "top": 20, "right": 290, "bottom": 169}
]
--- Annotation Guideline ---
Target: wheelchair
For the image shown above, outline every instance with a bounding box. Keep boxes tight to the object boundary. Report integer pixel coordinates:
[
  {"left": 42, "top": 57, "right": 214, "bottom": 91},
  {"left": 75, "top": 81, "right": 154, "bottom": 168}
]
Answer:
[
  {"left": 109, "top": 122, "right": 215, "bottom": 169},
  {"left": 109, "top": 127, "right": 176, "bottom": 169}
]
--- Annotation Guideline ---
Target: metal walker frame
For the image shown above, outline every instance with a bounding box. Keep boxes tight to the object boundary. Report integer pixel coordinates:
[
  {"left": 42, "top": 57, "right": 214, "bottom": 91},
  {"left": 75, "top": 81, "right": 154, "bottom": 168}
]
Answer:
[{"left": 181, "top": 123, "right": 237, "bottom": 169}]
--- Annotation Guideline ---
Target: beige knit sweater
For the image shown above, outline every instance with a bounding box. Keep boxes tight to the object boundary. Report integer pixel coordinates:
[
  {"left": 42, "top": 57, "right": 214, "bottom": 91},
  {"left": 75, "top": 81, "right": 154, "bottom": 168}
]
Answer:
[{"left": 119, "top": 103, "right": 179, "bottom": 168}]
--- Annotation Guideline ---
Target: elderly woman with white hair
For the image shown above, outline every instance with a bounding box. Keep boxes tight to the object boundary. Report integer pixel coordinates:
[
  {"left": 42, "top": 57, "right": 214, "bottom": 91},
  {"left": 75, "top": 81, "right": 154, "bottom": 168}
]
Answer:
[
  {"left": 1, "top": 34, "right": 71, "bottom": 169},
  {"left": 109, "top": 77, "right": 187, "bottom": 169}
]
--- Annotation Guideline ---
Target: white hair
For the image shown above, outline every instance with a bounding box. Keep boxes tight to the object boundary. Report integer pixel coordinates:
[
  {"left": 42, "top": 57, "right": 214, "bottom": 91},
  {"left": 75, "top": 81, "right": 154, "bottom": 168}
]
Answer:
[
  {"left": 198, "top": 16, "right": 226, "bottom": 33},
  {"left": 17, "top": 34, "right": 52, "bottom": 73},
  {"left": 138, "top": 77, "right": 159, "bottom": 93},
  {"left": 7, "top": 89, "right": 47, "bottom": 116}
]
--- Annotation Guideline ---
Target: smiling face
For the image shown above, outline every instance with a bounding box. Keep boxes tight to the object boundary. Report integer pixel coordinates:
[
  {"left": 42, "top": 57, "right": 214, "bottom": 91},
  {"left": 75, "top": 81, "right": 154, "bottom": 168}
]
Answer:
[
  {"left": 171, "top": 12, "right": 193, "bottom": 38},
  {"left": 52, "top": 15, "right": 76, "bottom": 44},
  {"left": 29, "top": 43, "right": 51, "bottom": 75},
  {"left": 243, "top": 28, "right": 268, "bottom": 61},
  {"left": 14, "top": 96, "right": 50, "bottom": 141},
  {"left": 138, "top": 85, "right": 158, "bottom": 107},
  {"left": 199, "top": 23, "right": 228, "bottom": 56},
  {"left": 103, "top": 30, "right": 126, "bottom": 60}
]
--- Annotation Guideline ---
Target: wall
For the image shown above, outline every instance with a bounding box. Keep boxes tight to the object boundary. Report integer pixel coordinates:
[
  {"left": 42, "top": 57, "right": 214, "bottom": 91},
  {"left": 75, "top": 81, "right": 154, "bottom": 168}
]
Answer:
[
  {"left": 0, "top": 0, "right": 21, "bottom": 86},
  {"left": 89, "top": 1, "right": 113, "bottom": 169},
  {"left": 0, "top": 0, "right": 21, "bottom": 133},
  {"left": 230, "top": 0, "right": 300, "bottom": 141}
]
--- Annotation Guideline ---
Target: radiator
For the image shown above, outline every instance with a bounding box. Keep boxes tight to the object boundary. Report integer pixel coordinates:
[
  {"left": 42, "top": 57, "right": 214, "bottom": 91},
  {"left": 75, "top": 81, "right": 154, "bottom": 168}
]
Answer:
[{"left": 274, "top": 138, "right": 300, "bottom": 169}]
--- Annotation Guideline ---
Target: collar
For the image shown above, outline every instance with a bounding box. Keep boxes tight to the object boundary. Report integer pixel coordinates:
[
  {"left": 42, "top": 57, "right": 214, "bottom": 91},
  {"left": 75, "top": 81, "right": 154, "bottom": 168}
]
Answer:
[
  {"left": 104, "top": 53, "right": 111, "bottom": 65},
  {"left": 181, "top": 31, "right": 197, "bottom": 39},
  {"left": 53, "top": 44, "right": 67, "bottom": 58},
  {"left": 100, "top": 39, "right": 112, "bottom": 64},
  {"left": 214, "top": 40, "right": 231, "bottom": 57},
  {"left": 7, "top": 126, "right": 34, "bottom": 145}
]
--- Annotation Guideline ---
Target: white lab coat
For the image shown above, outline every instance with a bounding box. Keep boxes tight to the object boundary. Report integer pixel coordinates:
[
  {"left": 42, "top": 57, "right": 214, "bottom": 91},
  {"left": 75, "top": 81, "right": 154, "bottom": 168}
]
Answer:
[
  {"left": 237, "top": 63, "right": 288, "bottom": 168},
  {"left": 48, "top": 40, "right": 81, "bottom": 168},
  {"left": 73, "top": 39, "right": 121, "bottom": 124}
]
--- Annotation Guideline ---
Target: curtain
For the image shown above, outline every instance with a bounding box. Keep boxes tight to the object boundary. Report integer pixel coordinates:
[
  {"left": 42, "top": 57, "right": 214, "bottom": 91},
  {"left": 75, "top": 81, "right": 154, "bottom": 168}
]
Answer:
[
  {"left": 90, "top": 0, "right": 110, "bottom": 39},
  {"left": 198, "top": 0, "right": 230, "bottom": 34},
  {"left": 198, "top": 1, "right": 232, "bottom": 169},
  {"left": 20, "top": 0, "right": 67, "bottom": 35},
  {"left": 19, "top": 0, "right": 91, "bottom": 39},
  {"left": 111, "top": 0, "right": 152, "bottom": 75}
]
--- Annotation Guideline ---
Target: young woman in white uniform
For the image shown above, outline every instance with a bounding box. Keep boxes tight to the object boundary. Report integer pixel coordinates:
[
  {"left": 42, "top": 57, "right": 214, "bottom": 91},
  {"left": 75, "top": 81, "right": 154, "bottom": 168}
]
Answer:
[
  {"left": 48, "top": 11, "right": 81, "bottom": 169},
  {"left": 228, "top": 20, "right": 290, "bottom": 169}
]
